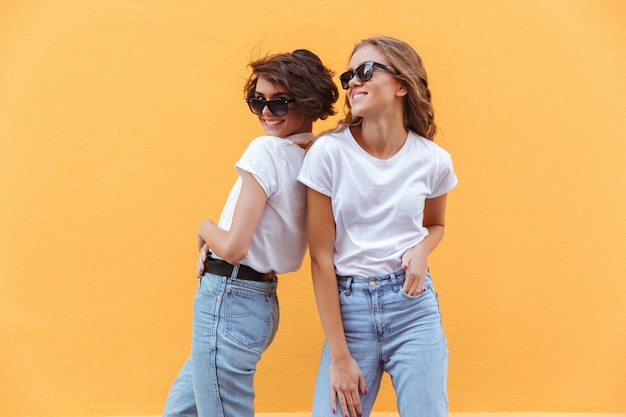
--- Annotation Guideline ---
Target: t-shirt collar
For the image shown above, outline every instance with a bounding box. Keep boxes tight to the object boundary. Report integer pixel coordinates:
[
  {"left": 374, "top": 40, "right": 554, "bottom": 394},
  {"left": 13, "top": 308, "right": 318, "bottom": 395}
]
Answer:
[{"left": 287, "top": 132, "right": 314, "bottom": 145}]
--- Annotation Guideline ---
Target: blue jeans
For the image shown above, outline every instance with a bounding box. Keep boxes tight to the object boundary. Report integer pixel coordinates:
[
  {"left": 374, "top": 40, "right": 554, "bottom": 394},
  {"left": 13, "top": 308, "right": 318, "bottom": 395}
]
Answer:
[
  {"left": 163, "top": 356, "right": 196, "bottom": 417},
  {"left": 163, "top": 272, "right": 279, "bottom": 417},
  {"left": 312, "top": 269, "right": 449, "bottom": 417}
]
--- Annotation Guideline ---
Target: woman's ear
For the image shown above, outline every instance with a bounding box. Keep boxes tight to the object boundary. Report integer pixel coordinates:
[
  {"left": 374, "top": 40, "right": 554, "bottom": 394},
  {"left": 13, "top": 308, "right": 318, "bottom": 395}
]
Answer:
[{"left": 396, "top": 83, "right": 408, "bottom": 98}]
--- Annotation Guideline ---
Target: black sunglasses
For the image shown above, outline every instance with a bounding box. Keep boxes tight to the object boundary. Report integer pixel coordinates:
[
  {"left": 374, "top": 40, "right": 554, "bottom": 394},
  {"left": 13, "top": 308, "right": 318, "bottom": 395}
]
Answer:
[
  {"left": 339, "top": 61, "right": 398, "bottom": 90},
  {"left": 246, "top": 97, "right": 296, "bottom": 116}
]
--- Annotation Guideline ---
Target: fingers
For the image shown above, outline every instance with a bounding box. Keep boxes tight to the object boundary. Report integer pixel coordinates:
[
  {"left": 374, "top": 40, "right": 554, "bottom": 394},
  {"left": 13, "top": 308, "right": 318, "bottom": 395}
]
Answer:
[
  {"left": 403, "top": 277, "right": 425, "bottom": 296},
  {"left": 359, "top": 373, "right": 367, "bottom": 398},
  {"left": 401, "top": 245, "right": 430, "bottom": 295},
  {"left": 197, "top": 245, "right": 209, "bottom": 277},
  {"left": 337, "top": 391, "right": 362, "bottom": 417},
  {"left": 332, "top": 382, "right": 365, "bottom": 417},
  {"left": 199, "top": 244, "right": 209, "bottom": 260},
  {"left": 196, "top": 256, "right": 204, "bottom": 277},
  {"left": 329, "top": 352, "right": 365, "bottom": 416},
  {"left": 402, "top": 264, "right": 426, "bottom": 296},
  {"left": 401, "top": 254, "right": 410, "bottom": 271}
]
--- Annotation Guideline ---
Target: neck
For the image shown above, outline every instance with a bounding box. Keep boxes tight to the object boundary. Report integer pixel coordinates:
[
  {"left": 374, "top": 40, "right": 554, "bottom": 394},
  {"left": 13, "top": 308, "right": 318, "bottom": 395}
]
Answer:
[
  {"left": 352, "top": 118, "right": 408, "bottom": 160},
  {"left": 288, "top": 131, "right": 314, "bottom": 150}
]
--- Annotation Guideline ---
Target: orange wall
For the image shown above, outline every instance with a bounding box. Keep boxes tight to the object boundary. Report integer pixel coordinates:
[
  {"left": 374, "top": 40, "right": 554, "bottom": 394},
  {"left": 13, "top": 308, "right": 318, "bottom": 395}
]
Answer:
[{"left": 1, "top": 1, "right": 625, "bottom": 416}]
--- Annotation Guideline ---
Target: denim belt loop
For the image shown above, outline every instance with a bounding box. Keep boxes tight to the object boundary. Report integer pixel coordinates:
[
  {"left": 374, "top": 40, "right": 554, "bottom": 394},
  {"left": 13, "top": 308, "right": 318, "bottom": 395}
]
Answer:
[
  {"left": 390, "top": 271, "right": 401, "bottom": 293},
  {"left": 344, "top": 277, "right": 353, "bottom": 296},
  {"left": 230, "top": 263, "right": 240, "bottom": 279}
]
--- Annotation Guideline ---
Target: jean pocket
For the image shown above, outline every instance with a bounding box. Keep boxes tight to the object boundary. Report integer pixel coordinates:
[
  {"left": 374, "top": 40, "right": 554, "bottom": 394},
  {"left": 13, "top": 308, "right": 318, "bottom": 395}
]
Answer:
[
  {"left": 197, "top": 273, "right": 225, "bottom": 297},
  {"left": 224, "top": 287, "right": 273, "bottom": 349},
  {"left": 399, "top": 285, "right": 432, "bottom": 301}
]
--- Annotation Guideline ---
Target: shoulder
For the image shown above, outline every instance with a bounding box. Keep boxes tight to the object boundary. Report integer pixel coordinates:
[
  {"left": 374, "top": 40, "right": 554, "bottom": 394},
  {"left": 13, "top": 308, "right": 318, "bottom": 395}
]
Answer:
[
  {"left": 308, "top": 128, "right": 349, "bottom": 154},
  {"left": 409, "top": 131, "right": 453, "bottom": 159},
  {"left": 248, "top": 135, "right": 283, "bottom": 149},
  {"left": 238, "top": 137, "right": 288, "bottom": 170},
  {"left": 243, "top": 135, "right": 296, "bottom": 157}
]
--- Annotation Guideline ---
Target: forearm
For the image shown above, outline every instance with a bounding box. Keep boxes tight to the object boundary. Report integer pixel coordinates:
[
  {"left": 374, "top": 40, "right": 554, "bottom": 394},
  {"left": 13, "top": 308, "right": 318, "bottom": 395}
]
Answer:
[
  {"left": 419, "top": 224, "right": 445, "bottom": 254},
  {"left": 197, "top": 172, "right": 266, "bottom": 265},
  {"left": 409, "top": 194, "right": 448, "bottom": 260},
  {"left": 311, "top": 256, "right": 351, "bottom": 360},
  {"left": 307, "top": 188, "right": 351, "bottom": 360},
  {"left": 404, "top": 225, "right": 444, "bottom": 268},
  {"left": 197, "top": 219, "right": 247, "bottom": 264}
]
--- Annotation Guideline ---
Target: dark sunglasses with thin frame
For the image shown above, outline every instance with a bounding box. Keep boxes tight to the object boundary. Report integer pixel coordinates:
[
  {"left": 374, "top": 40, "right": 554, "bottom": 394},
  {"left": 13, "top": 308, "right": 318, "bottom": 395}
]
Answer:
[
  {"left": 246, "top": 97, "right": 296, "bottom": 116},
  {"left": 339, "top": 61, "right": 397, "bottom": 90}
]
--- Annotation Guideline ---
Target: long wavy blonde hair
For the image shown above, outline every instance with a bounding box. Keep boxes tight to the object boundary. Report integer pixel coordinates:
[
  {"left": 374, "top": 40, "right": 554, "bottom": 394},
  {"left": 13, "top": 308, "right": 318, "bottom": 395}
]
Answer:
[{"left": 339, "top": 36, "right": 436, "bottom": 140}]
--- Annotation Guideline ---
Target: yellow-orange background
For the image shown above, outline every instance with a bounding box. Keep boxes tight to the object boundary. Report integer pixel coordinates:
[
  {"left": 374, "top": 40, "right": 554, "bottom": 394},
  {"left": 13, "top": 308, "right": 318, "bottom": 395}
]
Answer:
[{"left": 1, "top": 1, "right": 625, "bottom": 416}]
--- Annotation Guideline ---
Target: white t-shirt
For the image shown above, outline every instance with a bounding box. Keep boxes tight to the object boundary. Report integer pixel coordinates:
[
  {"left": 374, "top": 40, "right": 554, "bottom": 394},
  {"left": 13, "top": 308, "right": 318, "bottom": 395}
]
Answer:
[
  {"left": 216, "top": 133, "right": 311, "bottom": 274},
  {"left": 298, "top": 128, "right": 457, "bottom": 277}
]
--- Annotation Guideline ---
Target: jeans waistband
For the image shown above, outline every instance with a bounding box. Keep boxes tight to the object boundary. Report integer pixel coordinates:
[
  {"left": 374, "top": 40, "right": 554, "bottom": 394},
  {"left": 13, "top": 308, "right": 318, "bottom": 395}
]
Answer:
[
  {"left": 337, "top": 269, "right": 406, "bottom": 289},
  {"left": 204, "top": 257, "right": 276, "bottom": 282}
]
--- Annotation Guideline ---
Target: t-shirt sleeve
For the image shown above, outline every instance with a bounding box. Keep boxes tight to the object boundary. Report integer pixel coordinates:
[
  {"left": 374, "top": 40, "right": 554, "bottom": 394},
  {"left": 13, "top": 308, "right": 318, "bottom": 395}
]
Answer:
[
  {"left": 429, "top": 147, "right": 458, "bottom": 198},
  {"left": 297, "top": 136, "right": 333, "bottom": 197},
  {"left": 235, "top": 137, "right": 279, "bottom": 198}
]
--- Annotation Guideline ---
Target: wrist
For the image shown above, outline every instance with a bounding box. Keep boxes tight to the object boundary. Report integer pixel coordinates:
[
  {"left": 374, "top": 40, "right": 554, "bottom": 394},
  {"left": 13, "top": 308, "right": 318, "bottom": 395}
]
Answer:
[{"left": 329, "top": 345, "right": 352, "bottom": 362}]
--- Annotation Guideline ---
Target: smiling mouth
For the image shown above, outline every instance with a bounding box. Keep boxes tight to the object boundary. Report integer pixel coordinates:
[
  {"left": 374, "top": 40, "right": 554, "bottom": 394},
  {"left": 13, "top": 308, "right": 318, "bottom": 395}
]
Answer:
[{"left": 264, "top": 119, "right": 284, "bottom": 126}]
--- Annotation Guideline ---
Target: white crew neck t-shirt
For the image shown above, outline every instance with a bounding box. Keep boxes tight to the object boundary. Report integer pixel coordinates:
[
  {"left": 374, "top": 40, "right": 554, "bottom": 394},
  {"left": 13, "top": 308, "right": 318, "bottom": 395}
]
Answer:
[
  {"left": 216, "top": 132, "right": 311, "bottom": 274},
  {"left": 298, "top": 128, "right": 457, "bottom": 278}
]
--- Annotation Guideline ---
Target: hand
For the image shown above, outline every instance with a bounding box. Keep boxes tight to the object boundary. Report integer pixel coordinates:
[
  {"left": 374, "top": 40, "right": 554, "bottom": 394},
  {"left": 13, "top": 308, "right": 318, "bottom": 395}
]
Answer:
[
  {"left": 400, "top": 244, "right": 428, "bottom": 296},
  {"left": 196, "top": 244, "right": 209, "bottom": 277},
  {"left": 329, "top": 356, "right": 366, "bottom": 417}
]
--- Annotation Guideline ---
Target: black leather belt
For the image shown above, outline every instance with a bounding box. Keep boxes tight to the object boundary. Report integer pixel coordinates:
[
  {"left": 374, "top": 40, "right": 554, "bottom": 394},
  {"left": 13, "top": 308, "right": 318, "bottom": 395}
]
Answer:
[{"left": 204, "top": 257, "right": 276, "bottom": 282}]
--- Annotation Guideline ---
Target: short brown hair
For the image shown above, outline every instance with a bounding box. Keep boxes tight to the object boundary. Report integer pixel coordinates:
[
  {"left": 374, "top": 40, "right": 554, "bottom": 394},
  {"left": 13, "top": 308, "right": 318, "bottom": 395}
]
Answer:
[{"left": 244, "top": 49, "right": 339, "bottom": 121}]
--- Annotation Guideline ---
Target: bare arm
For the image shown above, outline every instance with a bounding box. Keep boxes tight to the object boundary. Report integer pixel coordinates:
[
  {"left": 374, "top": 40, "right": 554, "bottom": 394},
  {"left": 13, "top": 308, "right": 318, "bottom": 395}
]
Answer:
[
  {"left": 401, "top": 193, "right": 448, "bottom": 295},
  {"left": 307, "top": 187, "right": 365, "bottom": 417},
  {"left": 197, "top": 170, "right": 267, "bottom": 265}
]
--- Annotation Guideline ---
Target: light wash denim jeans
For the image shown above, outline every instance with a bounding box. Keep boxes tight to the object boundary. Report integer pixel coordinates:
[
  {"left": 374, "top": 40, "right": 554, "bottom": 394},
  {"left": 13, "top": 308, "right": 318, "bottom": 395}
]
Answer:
[
  {"left": 163, "top": 356, "right": 196, "bottom": 417},
  {"left": 163, "top": 272, "right": 279, "bottom": 417},
  {"left": 312, "top": 269, "right": 449, "bottom": 417}
]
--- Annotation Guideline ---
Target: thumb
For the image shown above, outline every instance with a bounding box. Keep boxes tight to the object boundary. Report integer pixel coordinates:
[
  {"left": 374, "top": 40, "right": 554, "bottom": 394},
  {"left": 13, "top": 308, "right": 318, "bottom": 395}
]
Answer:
[
  {"left": 401, "top": 255, "right": 409, "bottom": 270},
  {"left": 359, "top": 372, "right": 367, "bottom": 396},
  {"left": 200, "top": 245, "right": 210, "bottom": 261}
]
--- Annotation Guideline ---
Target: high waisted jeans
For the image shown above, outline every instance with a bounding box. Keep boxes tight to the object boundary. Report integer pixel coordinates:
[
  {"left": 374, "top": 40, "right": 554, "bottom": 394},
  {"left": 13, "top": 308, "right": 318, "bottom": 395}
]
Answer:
[
  {"left": 163, "top": 272, "right": 279, "bottom": 417},
  {"left": 312, "top": 269, "right": 449, "bottom": 417}
]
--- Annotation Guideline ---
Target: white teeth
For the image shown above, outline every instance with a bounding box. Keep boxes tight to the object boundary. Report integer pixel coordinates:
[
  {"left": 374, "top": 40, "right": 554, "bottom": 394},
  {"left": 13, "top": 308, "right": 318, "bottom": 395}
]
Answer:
[
  {"left": 353, "top": 92, "right": 366, "bottom": 99},
  {"left": 265, "top": 119, "right": 283, "bottom": 126}
]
